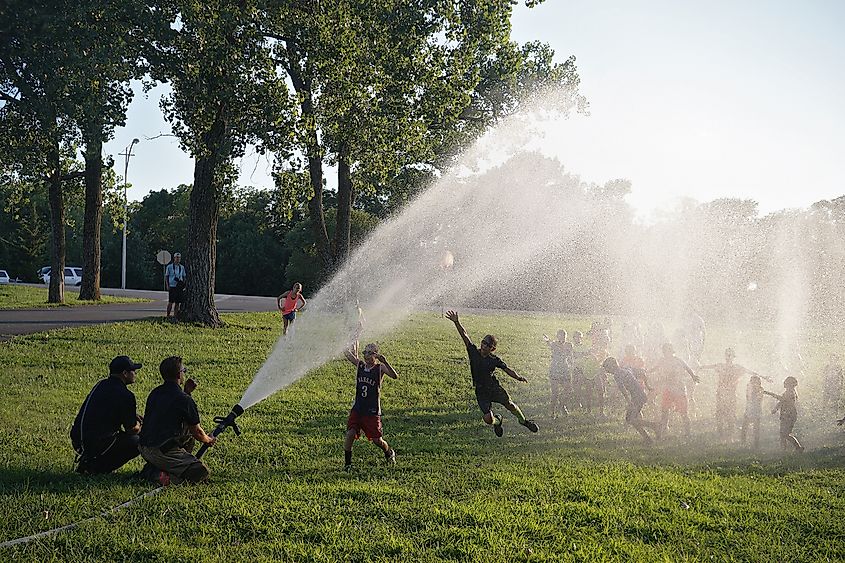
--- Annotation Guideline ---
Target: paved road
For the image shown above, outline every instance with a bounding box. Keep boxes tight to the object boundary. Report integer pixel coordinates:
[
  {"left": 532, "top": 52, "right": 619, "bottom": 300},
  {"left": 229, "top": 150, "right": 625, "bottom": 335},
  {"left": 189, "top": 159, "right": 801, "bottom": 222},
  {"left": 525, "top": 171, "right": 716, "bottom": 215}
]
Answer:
[{"left": 0, "top": 285, "right": 277, "bottom": 339}]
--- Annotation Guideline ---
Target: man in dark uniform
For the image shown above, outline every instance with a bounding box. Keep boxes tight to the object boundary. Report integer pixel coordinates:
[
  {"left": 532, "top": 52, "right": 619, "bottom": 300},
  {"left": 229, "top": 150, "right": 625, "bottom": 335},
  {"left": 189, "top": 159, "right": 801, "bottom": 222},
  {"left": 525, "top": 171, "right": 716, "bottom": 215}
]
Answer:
[
  {"left": 70, "top": 356, "right": 143, "bottom": 474},
  {"left": 342, "top": 341, "right": 399, "bottom": 471},
  {"left": 446, "top": 310, "right": 538, "bottom": 436},
  {"left": 138, "top": 356, "right": 216, "bottom": 485}
]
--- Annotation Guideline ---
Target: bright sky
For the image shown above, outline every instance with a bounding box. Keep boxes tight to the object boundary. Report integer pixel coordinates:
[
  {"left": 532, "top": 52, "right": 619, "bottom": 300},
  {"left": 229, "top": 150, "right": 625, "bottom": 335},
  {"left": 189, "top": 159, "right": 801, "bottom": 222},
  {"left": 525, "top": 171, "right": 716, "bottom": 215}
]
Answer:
[{"left": 104, "top": 0, "right": 845, "bottom": 215}]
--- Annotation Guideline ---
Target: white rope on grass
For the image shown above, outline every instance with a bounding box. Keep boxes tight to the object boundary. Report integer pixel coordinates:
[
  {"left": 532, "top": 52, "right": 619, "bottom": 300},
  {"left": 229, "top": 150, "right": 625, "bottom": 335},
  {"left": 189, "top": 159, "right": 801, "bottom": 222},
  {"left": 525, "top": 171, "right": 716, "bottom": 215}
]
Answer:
[{"left": 0, "top": 486, "right": 165, "bottom": 549}]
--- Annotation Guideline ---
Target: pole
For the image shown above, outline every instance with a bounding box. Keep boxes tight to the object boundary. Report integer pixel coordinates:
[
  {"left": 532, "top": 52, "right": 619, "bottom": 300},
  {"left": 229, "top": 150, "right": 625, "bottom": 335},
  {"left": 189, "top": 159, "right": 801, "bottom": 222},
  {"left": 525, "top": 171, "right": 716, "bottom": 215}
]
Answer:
[{"left": 120, "top": 139, "right": 139, "bottom": 290}]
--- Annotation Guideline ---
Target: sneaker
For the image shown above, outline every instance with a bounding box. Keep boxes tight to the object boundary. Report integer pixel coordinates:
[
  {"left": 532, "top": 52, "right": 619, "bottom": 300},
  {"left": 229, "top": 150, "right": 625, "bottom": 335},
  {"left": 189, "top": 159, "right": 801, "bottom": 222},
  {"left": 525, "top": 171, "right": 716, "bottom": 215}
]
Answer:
[
  {"left": 158, "top": 471, "right": 171, "bottom": 486},
  {"left": 521, "top": 419, "right": 539, "bottom": 433},
  {"left": 493, "top": 414, "right": 504, "bottom": 437},
  {"left": 386, "top": 449, "right": 396, "bottom": 465}
]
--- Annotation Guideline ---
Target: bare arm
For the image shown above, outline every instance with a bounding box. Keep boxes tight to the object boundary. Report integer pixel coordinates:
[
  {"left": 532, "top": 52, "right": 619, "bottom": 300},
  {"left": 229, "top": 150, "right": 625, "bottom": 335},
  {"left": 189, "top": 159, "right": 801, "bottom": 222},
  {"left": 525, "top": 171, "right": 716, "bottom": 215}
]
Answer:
[
  {"left": 297, "top": 295, "right": 307, "bottom": 309},
  {"left": 126, "top": 421, "right": 141, "bottom": 435},
  {"left": 502, "top": 366, "right": 528, "bottom": 383},
  {"left": 344, "top": 347, "right": 360, "bottom": 366},
  {"left": 377, "top": 355, "right": 399, "bottom": 379},
  {"left": 445, "top": 310, "right": 472, "bottom": 349},
  {"left": 188, "top": 423, "right": 216, "bottom": 446},
  {"left": 683, "top": 360, "right": 700, "bottom": 383}
]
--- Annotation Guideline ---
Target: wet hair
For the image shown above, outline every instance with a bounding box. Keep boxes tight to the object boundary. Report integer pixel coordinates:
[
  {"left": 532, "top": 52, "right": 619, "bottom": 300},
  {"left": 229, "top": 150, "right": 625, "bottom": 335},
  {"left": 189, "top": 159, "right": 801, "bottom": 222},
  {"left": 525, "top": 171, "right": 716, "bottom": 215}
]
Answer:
[
  {"left": 784, "top": 376, "right": 798, "bottom": 387},
  {"left": 159, "top": 355, "right": 183, "bottom": 381},
  {"left": 481, "top": 335, "right": 497, "bottom": 348},
  {"left": 556, "top": 329, "right": 567, "bottom": 340},
  {"left": 749, "top": 375, "right": 762, "bottom": 386},
  {"left": 363, "top": 343, "right": 379, "bottom": 356}
]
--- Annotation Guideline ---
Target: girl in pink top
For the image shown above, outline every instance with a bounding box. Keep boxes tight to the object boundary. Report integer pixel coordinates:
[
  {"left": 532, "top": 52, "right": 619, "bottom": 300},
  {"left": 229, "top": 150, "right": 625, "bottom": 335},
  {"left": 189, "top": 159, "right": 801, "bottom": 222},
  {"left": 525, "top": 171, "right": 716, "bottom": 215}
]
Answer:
[{"left": 277, "top": 282, "right": 307, "bottom": 335}]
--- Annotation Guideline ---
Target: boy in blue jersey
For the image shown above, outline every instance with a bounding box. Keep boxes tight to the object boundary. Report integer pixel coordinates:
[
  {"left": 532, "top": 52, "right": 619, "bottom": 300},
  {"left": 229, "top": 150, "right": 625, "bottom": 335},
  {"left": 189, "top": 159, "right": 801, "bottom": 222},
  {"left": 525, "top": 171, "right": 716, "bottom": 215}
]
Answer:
[
  {"left": 343, "top": 341, "right": 399, "bottom": 471},
  {"left": 446, "top": 310, "right": 538, "bottom": 436}
]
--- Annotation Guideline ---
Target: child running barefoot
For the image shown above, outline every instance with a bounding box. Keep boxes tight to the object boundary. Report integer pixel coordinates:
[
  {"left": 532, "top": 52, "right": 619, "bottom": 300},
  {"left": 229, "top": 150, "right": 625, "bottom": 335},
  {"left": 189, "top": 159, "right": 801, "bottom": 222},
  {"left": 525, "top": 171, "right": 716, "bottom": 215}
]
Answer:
[
  {"left": 765, "top": 376, "right": 804, "bottom": 452},
  {"left": 543, "top": 330, "right": 574, "bottom": 417},
  {"left": 740, "top": 375, "right": 765, "bottom": 449},
  {"left": 343, "top": 341, "right": 399, "bottom": 471},
  {"left": 446, "top": 310, "right": 539, "bottom": 436},
  {"left": 277, "top": 282, "right": 307, "bottom": 336},
  {"left": 602, "top": 357, "right": 658, "bottom": 444}
]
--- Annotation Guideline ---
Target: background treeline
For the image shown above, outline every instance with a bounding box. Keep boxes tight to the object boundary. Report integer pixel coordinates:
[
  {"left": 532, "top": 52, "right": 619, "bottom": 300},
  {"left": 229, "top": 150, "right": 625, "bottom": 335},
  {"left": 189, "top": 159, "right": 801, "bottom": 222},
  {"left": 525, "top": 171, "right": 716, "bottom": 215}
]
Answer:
[
  {"left": 4, "top": 151, "right": 844, "bottom": 328},
  {"left": 1, "top": 0, "right": 586, "bottom": 325}
]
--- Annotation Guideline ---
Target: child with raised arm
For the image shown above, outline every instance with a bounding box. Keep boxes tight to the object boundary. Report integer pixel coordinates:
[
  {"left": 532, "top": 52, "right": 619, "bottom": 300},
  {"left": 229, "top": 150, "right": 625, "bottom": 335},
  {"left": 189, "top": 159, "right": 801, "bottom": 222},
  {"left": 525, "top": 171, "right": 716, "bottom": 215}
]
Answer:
[
  {"left": 699, "top": 348, "right": 770, "bottom": 443},
  {"left": 765, "top": 376, "right": 804, "bottom": 452},
  {"left": 342, "top": 340, "right": 399, "bottom": 471},
  {"left": 543, "top": 330, "right": 574, "bottom": 418},
  {"left": 446, "top": 310, "right": 538, "bottom": 436}
]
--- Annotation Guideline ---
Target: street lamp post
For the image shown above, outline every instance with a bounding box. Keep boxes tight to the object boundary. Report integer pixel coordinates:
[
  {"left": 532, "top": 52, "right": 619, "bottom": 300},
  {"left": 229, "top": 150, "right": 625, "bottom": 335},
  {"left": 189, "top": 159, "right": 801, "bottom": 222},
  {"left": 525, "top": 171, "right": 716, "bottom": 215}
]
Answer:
[{"left": 119, "top": 138, "right": 139, "bottom": 290}]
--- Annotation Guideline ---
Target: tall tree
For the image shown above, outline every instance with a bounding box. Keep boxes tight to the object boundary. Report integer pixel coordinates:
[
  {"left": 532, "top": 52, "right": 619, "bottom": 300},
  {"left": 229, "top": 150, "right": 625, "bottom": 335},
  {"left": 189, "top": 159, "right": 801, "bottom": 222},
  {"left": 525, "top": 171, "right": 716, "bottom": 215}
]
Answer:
[
  {"left": 0, "top": 1, "right": 85, "bottom": 302},
  {"left": 157, "top": 0, "right": 291, "bottom": 325},
  {"left": 69, "top": 1, "right": 165, "bottom": 300}
]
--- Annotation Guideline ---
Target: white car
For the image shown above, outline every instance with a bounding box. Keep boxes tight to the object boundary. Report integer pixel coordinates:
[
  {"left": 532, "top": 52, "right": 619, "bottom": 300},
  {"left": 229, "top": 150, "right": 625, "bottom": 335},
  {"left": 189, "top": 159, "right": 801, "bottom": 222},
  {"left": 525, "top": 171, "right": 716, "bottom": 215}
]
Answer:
[
  {"left": 43, "top": 267, "right": 83, "bottom": 287},
  {"left": 0, "top": 270, "right": 9, "bottom": 284}
]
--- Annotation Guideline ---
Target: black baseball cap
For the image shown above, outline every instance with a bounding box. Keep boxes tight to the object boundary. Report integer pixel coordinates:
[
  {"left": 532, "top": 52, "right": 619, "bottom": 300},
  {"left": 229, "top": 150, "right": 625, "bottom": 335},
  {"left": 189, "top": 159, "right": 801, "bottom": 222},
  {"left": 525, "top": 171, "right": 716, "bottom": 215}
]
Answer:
[{"left": 109, "top": 356, "right": 142, "bottom": 374}]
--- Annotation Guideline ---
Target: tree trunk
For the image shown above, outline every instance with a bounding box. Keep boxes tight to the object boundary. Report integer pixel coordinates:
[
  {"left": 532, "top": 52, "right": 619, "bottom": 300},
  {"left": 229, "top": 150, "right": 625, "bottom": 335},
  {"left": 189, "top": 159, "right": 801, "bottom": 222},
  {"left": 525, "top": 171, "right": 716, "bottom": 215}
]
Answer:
[
  {"left": 334, "top": 146, "right": 353, "bottom": 263},
  {"left": 46, "top": 140, "right": 65, "bottom": 304},
  {"left": 286, "top": 46, "right": 334, "bottom": 273},
  {"left": 180, "top": 113, "right": 226, "bottom": 327},
  {"left": 79, "top": 132, "right": 103, "bottom": 300}
]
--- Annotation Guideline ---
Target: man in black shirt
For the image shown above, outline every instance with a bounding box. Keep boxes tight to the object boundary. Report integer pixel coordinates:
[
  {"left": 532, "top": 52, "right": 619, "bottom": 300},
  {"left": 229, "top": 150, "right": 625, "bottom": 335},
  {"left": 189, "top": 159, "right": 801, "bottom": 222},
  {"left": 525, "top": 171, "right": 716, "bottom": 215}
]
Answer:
[
  {"left": 139, "top": 356, "right": 216, "bottom": 485},
  {"left": 70, "top": 356, "right": 143, "bottom": 474},
  {"left": 446, "top": 310, "right": 539, "bottom": 437}
]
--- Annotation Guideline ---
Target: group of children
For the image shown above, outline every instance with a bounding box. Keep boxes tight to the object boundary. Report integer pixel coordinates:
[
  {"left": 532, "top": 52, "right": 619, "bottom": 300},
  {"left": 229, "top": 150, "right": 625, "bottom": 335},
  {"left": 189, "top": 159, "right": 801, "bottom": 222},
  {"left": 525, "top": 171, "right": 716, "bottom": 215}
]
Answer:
[
  {"left": 540, "top": 317, "right": 821, "bottom": 451},
  {"left": 333, "top": 303, "right": 840, "bottom": 469}
]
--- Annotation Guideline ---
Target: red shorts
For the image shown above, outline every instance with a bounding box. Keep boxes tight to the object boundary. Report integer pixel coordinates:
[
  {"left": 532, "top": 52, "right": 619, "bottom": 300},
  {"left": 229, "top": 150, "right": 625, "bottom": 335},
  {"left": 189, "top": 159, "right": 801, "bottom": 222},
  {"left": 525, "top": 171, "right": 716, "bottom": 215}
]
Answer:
[
  {"left": 347, "top": 410, "right": 383, "bottom": 441},
  {"left": 661, "top": 389, "right": 688, "bottom": 415}
]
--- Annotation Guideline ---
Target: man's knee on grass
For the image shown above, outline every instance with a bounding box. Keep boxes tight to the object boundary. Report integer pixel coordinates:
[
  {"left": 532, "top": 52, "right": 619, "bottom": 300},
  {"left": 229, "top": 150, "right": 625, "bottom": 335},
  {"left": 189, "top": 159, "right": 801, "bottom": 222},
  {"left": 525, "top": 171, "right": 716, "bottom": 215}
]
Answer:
[{"left": 182, "top": 462, "right": 210, "bottom": 483}]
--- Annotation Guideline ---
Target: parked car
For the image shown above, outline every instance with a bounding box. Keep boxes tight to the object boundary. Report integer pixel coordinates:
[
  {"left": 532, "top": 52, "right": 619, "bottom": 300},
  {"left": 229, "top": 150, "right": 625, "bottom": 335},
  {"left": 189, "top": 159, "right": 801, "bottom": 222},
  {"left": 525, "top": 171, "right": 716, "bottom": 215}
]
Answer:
[
  {"left": 43, "top": 267, "right": 83, "bottom": 287},
  {"left": 37, "top": 266, "right": 51, "bottom": 283},
  {"left": 0, "top": 270, "right": 10, "bottom": 284}
]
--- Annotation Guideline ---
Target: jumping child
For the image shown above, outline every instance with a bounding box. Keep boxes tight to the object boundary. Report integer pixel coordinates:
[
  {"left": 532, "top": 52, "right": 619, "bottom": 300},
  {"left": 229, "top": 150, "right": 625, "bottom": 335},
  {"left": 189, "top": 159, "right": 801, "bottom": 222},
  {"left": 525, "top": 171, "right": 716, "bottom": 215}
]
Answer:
[
  {"left": 543, "top": 330, "right": 574, "bottom": 417},
  {"left": 765, "top": 376, "right": 804, "bottom": 452},
  {"left": 277, "top": 282, "right": 307, "bottom": 335},
  {"left": 446, "top": 310, "right": 538, "bottom": 436},
  {"left": 343, "top": 341, "right": 399, "bottom": 471}
]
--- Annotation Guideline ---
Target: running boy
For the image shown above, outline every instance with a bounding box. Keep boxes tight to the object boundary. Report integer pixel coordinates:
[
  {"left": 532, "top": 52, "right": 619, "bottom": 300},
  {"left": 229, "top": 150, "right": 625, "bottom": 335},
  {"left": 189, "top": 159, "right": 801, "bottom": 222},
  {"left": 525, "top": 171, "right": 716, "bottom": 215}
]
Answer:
[
  {"left": 765, "top": 376, "right": 804, "bottom": 452},
  {"left": 543, "top": 330, "right": 574, "bottom": 417},
  {"left": 343, "top": 341, "right": 398, "bottom": 471},
  {"left": 446, "top": 310, "right": 538, "bottom": 436},
  {"left": 277, "top": 282, "right": 307, "bottom": 335},
  {"left": 602, "top": 357, "right": 658, "bottom": 444},
  {"left": 651, "top": 343, "right": 700, "bottom": 440}
]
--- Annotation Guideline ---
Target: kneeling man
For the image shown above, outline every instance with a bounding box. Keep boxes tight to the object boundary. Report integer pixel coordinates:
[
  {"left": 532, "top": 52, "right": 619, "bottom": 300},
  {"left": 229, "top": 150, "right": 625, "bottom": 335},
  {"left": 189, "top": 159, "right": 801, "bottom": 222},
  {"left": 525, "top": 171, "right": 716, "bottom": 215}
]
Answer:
[
  {"left": 71, "top": 356, "right": 143, "bottom": 474},
  {"left": 139, "top": 356, "right": 216, "bottom": 485}
]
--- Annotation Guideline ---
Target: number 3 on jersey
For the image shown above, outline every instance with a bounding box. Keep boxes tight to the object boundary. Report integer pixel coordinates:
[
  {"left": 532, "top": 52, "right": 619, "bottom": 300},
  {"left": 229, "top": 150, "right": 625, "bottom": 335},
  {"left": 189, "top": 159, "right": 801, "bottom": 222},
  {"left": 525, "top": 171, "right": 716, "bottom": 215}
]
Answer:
[{"left": 360, "top": 384, "right": 368, "bottom": 398}]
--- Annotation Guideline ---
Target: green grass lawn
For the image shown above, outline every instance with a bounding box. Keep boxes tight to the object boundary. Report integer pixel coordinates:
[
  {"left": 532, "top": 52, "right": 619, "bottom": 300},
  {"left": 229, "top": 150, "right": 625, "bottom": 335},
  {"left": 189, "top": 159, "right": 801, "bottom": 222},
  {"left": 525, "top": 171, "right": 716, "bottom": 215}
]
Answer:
[
  {"left": 0, "top": 284, "right": 150, "bottom": 309},
  {"left": 1, "top": 312, "right": 843, "bottom": 561}
]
